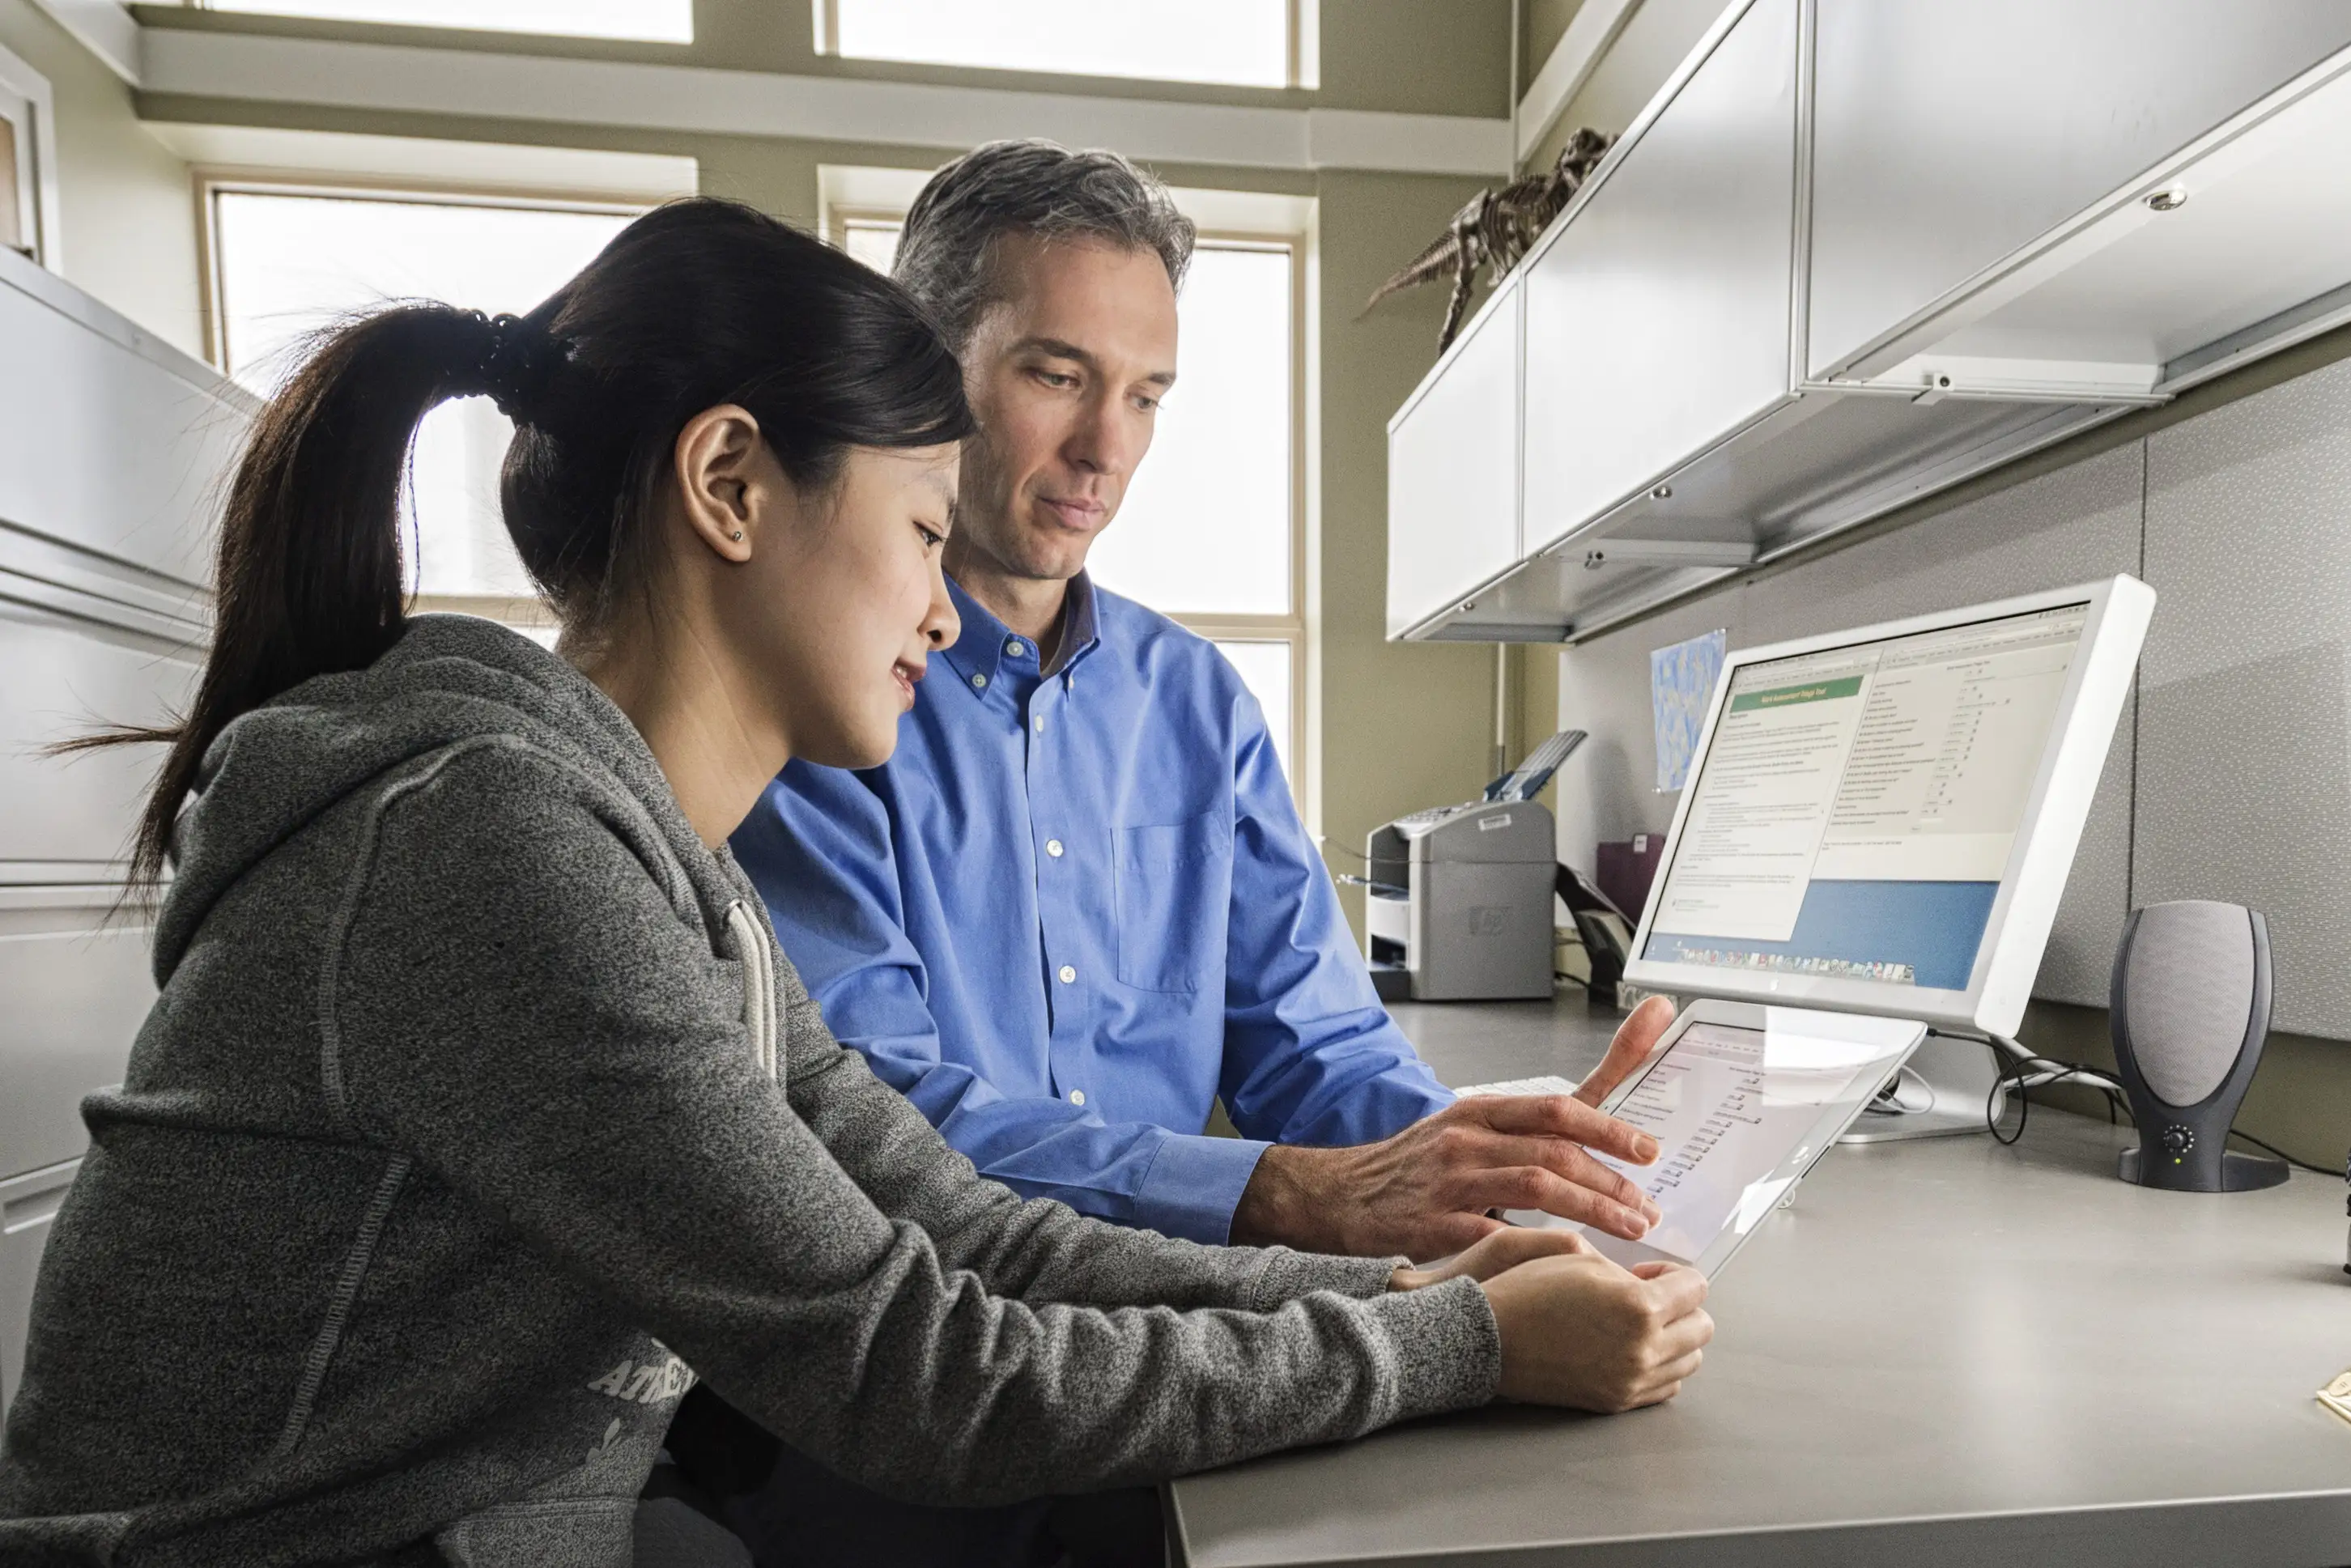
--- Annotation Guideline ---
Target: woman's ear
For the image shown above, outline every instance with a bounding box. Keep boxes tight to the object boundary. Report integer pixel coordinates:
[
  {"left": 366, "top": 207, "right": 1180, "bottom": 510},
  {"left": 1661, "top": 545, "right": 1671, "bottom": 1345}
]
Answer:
[{"left": 671, "top": 405, "right": 767, "bottom": 564}]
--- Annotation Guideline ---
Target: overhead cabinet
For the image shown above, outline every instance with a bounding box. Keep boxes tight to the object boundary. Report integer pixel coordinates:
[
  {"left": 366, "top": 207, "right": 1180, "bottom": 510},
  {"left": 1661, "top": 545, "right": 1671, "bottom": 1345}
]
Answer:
[{"left": 1389, "top": 0, "right": 2351, "bottom": 642}]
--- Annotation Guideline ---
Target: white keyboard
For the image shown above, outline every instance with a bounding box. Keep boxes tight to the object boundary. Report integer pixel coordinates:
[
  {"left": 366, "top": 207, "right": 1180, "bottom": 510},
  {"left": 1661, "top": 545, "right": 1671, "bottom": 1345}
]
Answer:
[{"left": 1453, "top": 1074, "right": 1580, "bottom": 1098}]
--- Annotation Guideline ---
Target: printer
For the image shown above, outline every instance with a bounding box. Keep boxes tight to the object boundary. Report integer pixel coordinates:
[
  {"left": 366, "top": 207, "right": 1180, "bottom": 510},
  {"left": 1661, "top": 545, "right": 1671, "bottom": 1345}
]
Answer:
[{"left": 1359, "top": 731, "right": 1583, "bottom": 1002}]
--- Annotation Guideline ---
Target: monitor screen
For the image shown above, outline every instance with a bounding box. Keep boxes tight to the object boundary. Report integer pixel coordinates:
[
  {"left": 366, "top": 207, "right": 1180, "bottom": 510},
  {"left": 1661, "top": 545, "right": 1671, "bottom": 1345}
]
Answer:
[{"left": 1639, "top": 601, "right": 2090, "bottom": 993}]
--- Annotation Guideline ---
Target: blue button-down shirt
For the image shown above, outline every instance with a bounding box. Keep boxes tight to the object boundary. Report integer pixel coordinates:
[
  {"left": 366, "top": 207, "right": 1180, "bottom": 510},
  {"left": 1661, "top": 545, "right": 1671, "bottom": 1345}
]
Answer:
[{"left": 732, "top": 575, "right": 1452, "bottom": 1243}]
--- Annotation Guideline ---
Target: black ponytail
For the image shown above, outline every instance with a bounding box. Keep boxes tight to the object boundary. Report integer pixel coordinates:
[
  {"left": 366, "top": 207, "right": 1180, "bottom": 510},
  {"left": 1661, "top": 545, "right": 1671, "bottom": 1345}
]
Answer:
[{"left": 86, "top": 198, "right": 973, "bottom": 890}]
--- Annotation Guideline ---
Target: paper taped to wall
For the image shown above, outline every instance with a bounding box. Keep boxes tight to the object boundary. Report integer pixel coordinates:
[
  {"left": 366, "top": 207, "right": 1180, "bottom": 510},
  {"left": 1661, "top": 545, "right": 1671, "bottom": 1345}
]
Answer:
[{"left": 1652, "top": 629, "right": 1727, "bottom": 792}]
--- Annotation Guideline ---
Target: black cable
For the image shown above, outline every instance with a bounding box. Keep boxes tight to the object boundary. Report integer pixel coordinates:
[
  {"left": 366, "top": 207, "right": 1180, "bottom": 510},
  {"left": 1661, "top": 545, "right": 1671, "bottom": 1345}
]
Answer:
[
  {"left": 2225, "top": 1128, "right": 2335, "bottom": 1178},
  {"left": 1984, "top": 1045, "right": 2330, "bottom": 1176},
  {"left": 1985, "top": 1047, "right": 2130, "bottom": 1147},
  {"left": 1987, "top": 1046, "right": 2035, "bottom": 1145}
]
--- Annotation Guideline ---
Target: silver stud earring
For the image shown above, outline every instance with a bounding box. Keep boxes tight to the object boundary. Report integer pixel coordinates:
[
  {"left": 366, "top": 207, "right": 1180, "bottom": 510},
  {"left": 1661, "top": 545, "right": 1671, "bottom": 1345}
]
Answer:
[{"left": 730, "top": 530, "right": 744, "bottom": 542}]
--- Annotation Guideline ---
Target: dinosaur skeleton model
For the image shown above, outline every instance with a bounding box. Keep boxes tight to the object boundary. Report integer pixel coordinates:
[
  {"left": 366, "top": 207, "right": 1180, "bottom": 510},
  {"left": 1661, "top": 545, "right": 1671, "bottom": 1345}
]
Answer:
[{"left": 1363, "top": 127, "right": 1617, "bottom": 353}]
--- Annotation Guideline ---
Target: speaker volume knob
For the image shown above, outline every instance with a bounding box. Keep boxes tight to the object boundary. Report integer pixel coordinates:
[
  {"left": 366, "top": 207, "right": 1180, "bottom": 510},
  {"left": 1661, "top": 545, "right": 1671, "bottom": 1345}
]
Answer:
[{"left": 2161, "top": 1124, "right": 2195, "bottom": 1155}]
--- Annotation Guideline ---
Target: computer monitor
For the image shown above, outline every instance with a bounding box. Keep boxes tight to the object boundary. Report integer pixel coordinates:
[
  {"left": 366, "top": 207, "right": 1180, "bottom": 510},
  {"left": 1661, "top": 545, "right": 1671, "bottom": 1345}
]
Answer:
[{"left": 1623, "top": 576, "right": 2156, "bottom": 1038}]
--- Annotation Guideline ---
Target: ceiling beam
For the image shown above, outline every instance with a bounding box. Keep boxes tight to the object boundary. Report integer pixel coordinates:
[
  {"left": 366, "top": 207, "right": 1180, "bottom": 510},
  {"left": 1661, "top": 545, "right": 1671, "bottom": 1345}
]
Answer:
[
  {"left": 137, "top": 26, "right": 1514, "bottom": 176},
  {"left": 25, "top": 0, "right": 141, "bottom": 84}
]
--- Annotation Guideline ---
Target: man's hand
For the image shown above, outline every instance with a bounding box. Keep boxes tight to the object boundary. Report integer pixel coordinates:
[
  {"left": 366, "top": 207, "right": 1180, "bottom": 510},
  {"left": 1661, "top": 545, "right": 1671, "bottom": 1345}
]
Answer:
[
  {"left": 1230, "top": 996, "right": 1678, "bottom": 1262},
  {"left": 1573, "top": 994, "right": 1677, "bottom": 1109}
]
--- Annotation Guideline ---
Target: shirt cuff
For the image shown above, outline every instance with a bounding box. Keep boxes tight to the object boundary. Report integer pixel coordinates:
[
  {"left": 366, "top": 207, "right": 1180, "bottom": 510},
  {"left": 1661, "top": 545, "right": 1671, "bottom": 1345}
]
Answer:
[{"left": 1133, "top": 1132, "right": 1271, "bottom": 1245}]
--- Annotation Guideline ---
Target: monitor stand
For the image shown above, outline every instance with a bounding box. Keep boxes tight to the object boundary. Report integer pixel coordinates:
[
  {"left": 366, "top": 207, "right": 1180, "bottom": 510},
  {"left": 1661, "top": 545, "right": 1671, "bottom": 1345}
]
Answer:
[{"left": 1838, "top": 1030, "right": 2001, "bottom": 1142}]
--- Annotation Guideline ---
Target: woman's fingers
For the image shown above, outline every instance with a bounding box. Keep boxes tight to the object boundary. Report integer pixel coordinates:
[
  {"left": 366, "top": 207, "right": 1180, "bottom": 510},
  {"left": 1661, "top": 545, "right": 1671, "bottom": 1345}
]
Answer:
[{"left": 1626, "top": 1347, "right": 1707, "bottom": 1407}]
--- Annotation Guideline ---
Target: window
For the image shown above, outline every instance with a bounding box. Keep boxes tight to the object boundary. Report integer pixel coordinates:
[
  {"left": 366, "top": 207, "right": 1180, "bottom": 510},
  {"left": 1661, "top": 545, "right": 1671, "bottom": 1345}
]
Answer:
[
  {"left": 189, "top": 0, "right": 691, "bottom": 44},
  {"left": 0, "top": 104, "right": 23, "bottom": 257},
  {"left": 818, "top": 0, "right": 1311, "bottom": 89},
  {"left": 208, "top": 186, "right": 640, "bottom": 625},
  {"left": 831, "top": 215, "right": 1307, "bottom": 788},
  {"left": 840, "top": 216, "right": 903, "bottom": 275},
  {"left": 0, "top": 41, "right": 57, "bottom": 265}
]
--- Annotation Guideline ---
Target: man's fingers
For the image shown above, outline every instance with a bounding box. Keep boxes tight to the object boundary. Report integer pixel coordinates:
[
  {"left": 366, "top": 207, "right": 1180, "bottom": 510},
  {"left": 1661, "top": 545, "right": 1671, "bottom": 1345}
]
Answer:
[
  {"left": 1574, "top": 995, "right": 1677, "bottom": 1107},
  {"left": 1474, "top": 1095, "right": 1662, "bottom": 1166},
  {"left": 1439, "top": 1128, "right": 1659, "bottom": 1220},
  {"left": 1465, "top": 1166, "right": 1654, "bottom": 1240}
]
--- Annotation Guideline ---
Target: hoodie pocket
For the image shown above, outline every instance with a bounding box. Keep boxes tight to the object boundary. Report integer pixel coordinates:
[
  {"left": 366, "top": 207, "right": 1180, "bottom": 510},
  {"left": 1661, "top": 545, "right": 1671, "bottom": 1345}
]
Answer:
[
  {"left": 1113, "top": 811, "right": 1230, "bottom": 993},
  {"left": 436, "top": 1497, "right": 637, "bottom": 1566}
]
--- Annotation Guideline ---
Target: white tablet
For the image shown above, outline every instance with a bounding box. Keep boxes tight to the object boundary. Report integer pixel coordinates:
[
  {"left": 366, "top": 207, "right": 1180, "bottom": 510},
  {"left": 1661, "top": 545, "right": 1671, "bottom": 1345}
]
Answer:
[{"left": 1507, "top": 1000, "right": 1926, "bottom": 1277}]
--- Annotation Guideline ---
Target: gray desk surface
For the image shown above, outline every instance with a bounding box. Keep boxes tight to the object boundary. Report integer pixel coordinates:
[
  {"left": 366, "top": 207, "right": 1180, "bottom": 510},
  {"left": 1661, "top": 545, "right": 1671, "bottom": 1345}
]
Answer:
[{"left": 1169, "top": 996, "right": 2351, "bottom": 1567}]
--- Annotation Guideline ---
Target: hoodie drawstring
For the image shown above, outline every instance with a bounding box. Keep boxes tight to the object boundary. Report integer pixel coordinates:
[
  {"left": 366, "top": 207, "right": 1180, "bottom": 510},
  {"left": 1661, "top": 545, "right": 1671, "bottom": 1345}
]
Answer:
[{"left": 725, "top": 901, "right": 778, "bottom": 1082}]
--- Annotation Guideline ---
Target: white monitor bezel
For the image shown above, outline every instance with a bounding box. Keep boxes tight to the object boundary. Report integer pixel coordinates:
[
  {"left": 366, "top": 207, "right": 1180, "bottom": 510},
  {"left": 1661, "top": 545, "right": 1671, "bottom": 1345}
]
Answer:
[{"left": 1622, "top": 576, "right": 2156, "bottom": 1036}]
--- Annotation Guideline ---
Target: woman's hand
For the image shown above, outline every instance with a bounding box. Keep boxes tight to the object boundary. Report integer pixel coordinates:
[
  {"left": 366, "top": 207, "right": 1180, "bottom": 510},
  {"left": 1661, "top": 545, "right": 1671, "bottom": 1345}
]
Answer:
[
  {"left": 1388, "top": 1223, "right": 1601, "bottom": 1290},
  {"left": 1481, "top": 1247, "right": 1713, "bottom": 1413}
]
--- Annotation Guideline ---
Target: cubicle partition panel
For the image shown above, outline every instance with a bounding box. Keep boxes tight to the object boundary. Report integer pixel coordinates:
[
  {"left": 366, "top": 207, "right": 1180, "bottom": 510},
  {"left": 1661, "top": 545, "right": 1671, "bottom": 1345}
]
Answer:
[
  {"left": 2137, "top": 354, "right": 2351, "bottom": 1039},
  {"left": 1555, "top": 343, "right": 2351, "bottom": 1039},
  {"left": 0, "top": 244, "right": 249, "bottom": 1418}
]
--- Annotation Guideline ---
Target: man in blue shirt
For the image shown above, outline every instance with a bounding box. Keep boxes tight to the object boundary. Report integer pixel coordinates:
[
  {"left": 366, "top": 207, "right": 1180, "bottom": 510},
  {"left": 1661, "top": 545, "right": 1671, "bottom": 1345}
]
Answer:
[{"left": 734, "top": 140, "right": 1668, "bottom": 1265}]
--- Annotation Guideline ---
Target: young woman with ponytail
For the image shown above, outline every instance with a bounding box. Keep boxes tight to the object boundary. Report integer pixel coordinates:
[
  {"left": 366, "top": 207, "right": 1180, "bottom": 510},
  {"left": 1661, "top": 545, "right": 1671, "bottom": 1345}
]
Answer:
[{"left": 0, "top": 199, "right": 1710, "bottom": 1566}]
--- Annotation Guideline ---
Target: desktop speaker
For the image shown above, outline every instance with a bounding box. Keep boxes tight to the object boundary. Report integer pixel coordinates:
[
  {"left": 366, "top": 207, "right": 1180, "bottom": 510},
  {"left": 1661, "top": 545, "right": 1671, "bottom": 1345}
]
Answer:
[{"left": 2110, "top": 900, "right": 2287, "bottom": 1192}]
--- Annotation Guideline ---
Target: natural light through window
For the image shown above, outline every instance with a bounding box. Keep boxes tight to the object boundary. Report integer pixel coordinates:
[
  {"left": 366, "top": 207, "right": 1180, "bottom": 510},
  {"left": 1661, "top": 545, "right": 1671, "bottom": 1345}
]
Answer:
[
  {"left": 841, "top": 219, "right": 902, "bottom": 275},
  {"left": 1089, "top": 244, "right": 1292, "bottom": 618},
  {"left": 1214, "top": 640, "right": 1294, "bottom": 776},
  {"left": 212, "top": 190, "right": 637, "bottom": 601},
  {"left": 193, "top": 0, "right": 691, "bottom": 44},
  {"left": 826, "top": 0, "right": 1292, "bottom": 87}
]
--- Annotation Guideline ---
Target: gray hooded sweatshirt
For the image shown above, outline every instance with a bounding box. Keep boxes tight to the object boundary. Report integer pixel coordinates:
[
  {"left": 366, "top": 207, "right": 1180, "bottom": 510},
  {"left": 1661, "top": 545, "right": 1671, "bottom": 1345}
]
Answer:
[{"left": 0, "top": 616, "right": 1500, "bottom": 1566}]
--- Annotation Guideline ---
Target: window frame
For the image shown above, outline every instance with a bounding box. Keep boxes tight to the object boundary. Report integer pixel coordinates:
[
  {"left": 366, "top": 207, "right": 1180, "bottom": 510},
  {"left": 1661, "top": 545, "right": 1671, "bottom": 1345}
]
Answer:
[
  {"left": 813, "top": 0, "right": 1316, "bottom": 91},
  {"left": 821, "top": 203, "right": 1312, "bottom": 802},
  {"left": 0, "top": 40, "right": 62, "bottom": 268},
  {"left": 185, "top": 0, "right": 695, "bottom": 45},
  {"left": 198, "top": 173, "right": 651, "bottom": 630}
]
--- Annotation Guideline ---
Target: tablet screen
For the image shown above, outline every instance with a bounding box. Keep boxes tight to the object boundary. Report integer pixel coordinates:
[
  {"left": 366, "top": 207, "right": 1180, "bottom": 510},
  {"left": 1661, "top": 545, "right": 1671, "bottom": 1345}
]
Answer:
[
  {"left": 1525, "top": 1009, "right": 1921, "bottom": 1275},
  {"left": 1601, "top": 1021, "right": 1883, "bottom": 1260}
]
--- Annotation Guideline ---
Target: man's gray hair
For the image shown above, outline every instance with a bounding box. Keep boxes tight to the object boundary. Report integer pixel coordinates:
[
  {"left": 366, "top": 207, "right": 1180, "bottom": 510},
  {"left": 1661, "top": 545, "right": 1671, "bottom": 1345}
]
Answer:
[{"left": 894, "top": 139, "right": 1196, "bottom": 351}]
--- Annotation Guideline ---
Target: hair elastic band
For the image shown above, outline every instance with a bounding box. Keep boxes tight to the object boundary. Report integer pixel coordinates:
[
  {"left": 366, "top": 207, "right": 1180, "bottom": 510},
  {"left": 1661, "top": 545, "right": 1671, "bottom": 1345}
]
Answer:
[{"left": 470, "top": 311, "right": 569, "bottom": 423}]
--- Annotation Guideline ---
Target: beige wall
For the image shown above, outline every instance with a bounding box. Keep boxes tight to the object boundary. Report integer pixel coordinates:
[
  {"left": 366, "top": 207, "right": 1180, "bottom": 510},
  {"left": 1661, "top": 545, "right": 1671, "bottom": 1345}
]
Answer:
[
  {"left": 1520, "top": 0, "right": 1588, "bottom": 95},
  {"left": 1316, "top": 168, "right": 1503, "bottom": 915},
  {"left": 1, "top": 0, "right": 202, "bottom": 354}
]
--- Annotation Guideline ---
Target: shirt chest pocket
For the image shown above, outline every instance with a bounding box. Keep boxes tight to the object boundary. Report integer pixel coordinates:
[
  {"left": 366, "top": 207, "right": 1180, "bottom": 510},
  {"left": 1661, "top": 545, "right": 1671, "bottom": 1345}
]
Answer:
[{"left": 1113, "top": 810, "right": 1231, "bottom": 994}]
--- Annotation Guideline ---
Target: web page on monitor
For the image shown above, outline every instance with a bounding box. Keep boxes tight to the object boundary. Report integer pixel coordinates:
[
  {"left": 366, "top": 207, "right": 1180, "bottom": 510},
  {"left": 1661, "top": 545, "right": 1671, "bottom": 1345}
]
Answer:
[{"left": 1642, "top": 604, "right": 2087, "bottom": 990}]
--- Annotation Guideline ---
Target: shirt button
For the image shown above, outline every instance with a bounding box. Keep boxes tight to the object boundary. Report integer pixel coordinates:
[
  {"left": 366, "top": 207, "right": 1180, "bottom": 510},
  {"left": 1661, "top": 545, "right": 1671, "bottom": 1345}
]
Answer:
[
  {"left": 1005, "top": 638, "right": 1026, "bottom": 658},
  {"left": 1069, "top": 1089, "right": 1086, "bottom": 1107},
  {"left": 1046, "top": 839, "right": 1065, "bottom": 858},
  {"left": 1031, "top": 715, "right": 1044, "bottom": 733},
  {"left": 1057, "top": 964, "right": 1077, "bottom": 984},
  {"left": 970, "top": 672, "right": 988, "bottom": 691}
]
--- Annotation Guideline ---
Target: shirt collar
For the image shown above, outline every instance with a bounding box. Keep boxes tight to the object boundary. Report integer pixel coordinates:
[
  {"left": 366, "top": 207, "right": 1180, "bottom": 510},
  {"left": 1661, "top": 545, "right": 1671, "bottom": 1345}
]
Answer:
[
  {"left": 1045, "top": 573, "right": 1102, "bottom": 678},
  {"left": 937, "top": 572, "right": 1102, "bottom": 697}
]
